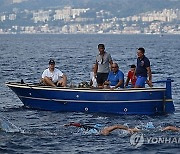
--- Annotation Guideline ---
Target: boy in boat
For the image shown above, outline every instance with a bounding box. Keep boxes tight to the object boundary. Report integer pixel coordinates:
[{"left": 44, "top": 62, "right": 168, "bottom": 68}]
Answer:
[
  {"left": 103, "top": 63, "right": 124, "bottom": 89},
  {"left": 41, "top": 59, "right": 67, "bottom": 87},
  {"left": 94, "top": 44, "right": 113, "bottom": 88},
  {"left": 125, "top": 64, "right": 137, "bottom": 88},
  {"left": 64, "top": 122, "right": 180, "bottom": 136},
  {"left": 135, "top": 48, "right": 152, "bottom": 88}
]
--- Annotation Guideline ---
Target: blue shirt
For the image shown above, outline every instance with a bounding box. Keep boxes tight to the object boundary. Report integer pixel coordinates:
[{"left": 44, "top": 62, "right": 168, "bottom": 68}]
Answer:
[
  {"left": 136, "top": 56, "right": 150, "bottom": 77},
  {"left": 107, "top": 70, "right": 124, "bottom": 88}
]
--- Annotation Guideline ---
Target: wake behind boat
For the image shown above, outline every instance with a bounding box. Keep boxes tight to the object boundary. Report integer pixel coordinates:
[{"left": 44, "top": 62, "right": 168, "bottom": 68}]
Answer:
[{"left": 6, "top": 78, "right": 175, "bottom": 115}]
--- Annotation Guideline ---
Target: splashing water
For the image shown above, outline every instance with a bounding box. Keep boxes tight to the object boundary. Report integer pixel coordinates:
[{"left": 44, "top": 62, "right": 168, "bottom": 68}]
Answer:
[{"left": 0, "top": 117, "right": 24, "bottom": 133}]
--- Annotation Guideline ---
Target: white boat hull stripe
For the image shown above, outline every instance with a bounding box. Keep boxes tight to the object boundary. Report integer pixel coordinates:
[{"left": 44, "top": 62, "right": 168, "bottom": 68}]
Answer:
[{"left": 19, "top": 96, "right": 173, "bottom": 103}]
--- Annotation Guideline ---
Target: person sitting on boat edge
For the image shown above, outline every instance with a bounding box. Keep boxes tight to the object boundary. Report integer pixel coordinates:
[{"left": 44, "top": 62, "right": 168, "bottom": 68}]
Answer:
[
  {"left": 94, "top": 44, "right": 113, "bottom": 88},
  {"left": 125, "top": 64, "right": 137, "bottom": 88},
  {"left": 135, "top": 47, "right": 153, "bottom": 88},
  {"left": 103, "top": 63, "right": 124, "bottom": 89},
  {"left": 41, "top": 59, "right": 67, "bottom": 87}
]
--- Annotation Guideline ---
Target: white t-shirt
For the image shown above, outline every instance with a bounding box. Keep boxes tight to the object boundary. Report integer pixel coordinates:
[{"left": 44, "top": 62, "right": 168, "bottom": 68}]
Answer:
[
  {"left": 90, "top": 72, "right": 97, "bottom": 87},
  {"left": 42, "top": 68, "right": 63, "bottom": 83}
]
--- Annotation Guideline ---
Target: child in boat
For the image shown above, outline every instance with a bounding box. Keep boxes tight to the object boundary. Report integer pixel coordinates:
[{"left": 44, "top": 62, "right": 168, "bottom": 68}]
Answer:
[{"left": 125, "top": 64, "right": 137, "bottom": 88}]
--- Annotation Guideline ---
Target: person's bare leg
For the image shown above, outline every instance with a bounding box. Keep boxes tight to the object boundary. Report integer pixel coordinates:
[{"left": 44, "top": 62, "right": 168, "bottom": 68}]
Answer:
[
  {"left": 57, "top": 79, "right": 67, "bottom": 87},
  {"left": 42, "top": 77, "right": 56, "bottom": 87},
  {"left": 146, "top": 80, "right": 153, "bottom": 87},
  {"left": 62, "top": 75, "right": 67, "bottom": 87},
  {"left": 162, "top": 126, "right": 180, "bottom": 132},
  {"left": 98, "top": 83, "right": 103, "bottom": 89}
]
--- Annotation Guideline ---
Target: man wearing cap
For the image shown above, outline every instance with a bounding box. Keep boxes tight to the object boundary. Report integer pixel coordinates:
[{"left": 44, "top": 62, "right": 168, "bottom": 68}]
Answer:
[
  {"left": 41, "top": 59, "right": 67, "bottom": 87},
  {"left": 94, "top": 44, "right": 113, "bottom": 88}
]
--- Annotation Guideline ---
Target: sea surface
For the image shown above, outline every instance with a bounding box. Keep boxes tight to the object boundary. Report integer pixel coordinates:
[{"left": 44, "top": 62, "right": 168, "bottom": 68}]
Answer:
[{"left": 0, "top": 34, "right": 180, "bottom": 153}]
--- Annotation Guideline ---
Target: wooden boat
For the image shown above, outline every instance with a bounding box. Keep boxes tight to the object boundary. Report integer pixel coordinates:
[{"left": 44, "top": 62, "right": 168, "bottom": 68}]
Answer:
[{"left": 6, "top": 78, "right": 175, "bottom": 115}]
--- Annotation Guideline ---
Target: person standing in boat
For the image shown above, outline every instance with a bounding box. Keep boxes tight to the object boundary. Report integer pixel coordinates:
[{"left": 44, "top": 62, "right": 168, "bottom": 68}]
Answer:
[
  {"left": 41, "top": 59, "right": 67, "bottom": 87},
  {"left": 103, "top": 63, "right": 124, "bottom": 89},
  {"left": 94, "top": 44, "right": 113, "bottom": 88},
  {"left": 135, "top": 48, "right": 152, "bottom": 88}
]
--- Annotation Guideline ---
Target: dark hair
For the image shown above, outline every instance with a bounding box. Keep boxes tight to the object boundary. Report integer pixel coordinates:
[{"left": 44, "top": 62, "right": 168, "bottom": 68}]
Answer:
[
  {"left": 131, "top": 64, "right": 136, "bottom": 68},
  {"left": 49, "top": 59, "right": 55, "bottom": 65},
  {"left": 98, "top": 44, "right": 105, "bottom": 49},
  {"left": 138, "top": 47, "right": 145, "bottom": 53}
]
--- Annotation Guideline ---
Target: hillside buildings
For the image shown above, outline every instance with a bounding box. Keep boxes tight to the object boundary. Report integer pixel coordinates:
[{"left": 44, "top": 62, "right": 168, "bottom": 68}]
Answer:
[{"left": 0, "top": 7, "right": 179, "bottom": 34}]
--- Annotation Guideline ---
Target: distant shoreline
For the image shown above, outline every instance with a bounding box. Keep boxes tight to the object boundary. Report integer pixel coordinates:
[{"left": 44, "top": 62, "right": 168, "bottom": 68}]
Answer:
[{"left": 0, "top": 33, "right": 180, "bottom": 35}]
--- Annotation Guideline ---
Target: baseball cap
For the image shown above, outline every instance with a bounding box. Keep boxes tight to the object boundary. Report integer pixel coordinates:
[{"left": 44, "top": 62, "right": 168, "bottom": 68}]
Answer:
[{"left": 49, "top": 59, "right": 55, "bottom": 65}]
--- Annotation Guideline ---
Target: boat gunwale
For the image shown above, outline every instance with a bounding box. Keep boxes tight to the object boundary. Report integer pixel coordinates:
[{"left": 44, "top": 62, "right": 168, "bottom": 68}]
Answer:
[{"left": 6, "top": 82, "right": 166, "bottom": 93}]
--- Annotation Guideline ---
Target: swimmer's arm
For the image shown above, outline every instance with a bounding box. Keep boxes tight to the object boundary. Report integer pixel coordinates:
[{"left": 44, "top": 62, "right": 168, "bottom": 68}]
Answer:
[
  {"left": 162, "top": 126, "right": 180, "bottom": 132},
  {"left": 128, "top": 128, "right": 141, "bottom": 134},
  {"left": 100, "top": 125, "right": 138, "bottom": 136}
]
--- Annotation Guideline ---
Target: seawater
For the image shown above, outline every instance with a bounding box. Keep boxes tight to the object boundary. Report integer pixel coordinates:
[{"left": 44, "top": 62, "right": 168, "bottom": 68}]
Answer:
[{"left": 0, "top": 34, "right": 180, "bottom": 153}]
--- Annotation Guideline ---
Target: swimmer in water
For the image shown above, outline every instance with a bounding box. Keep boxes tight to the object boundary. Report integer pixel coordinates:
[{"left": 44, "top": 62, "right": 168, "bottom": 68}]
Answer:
[
  {"left": 139, "top": 122, "right": 180, "bottom": 132},
  {"left": 64, "top": 122, "right": 140, "bottom": 135},
  {"left": 64, "top": 122, "right": 180, "bottom": 135},
  {"left": 161, "top": 126, "right": 180, "bottom": 132}
]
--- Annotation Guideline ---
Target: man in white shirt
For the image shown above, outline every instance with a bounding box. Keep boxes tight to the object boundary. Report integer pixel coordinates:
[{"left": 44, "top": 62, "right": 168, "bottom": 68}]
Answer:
[{"left": 41, "top": 59, "right": 67, "bottom": 87}]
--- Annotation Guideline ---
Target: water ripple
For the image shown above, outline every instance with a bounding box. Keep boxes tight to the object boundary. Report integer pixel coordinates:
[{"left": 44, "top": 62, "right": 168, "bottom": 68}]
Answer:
[{"left": 0, "top": 34, "right": 180, "bottom": 153}]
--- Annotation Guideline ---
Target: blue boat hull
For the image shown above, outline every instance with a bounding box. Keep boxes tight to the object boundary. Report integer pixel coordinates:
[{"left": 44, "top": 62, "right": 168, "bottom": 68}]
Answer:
[{"left": 6, "top": 80, "right": 175, "bottom": 115}]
